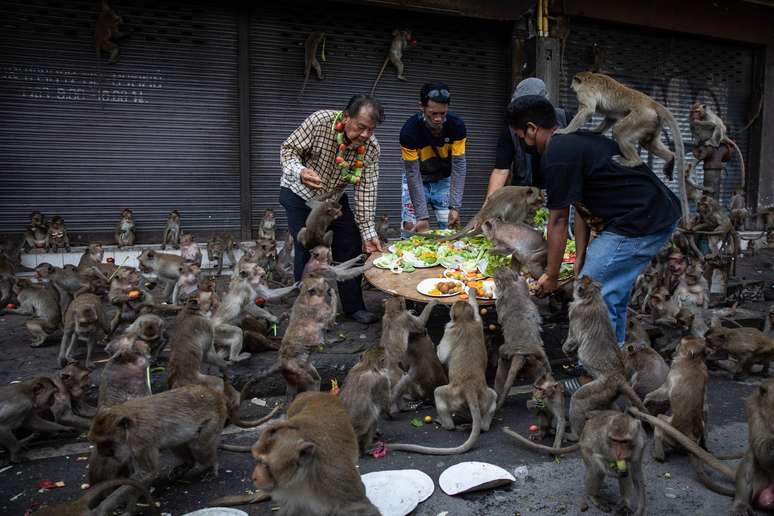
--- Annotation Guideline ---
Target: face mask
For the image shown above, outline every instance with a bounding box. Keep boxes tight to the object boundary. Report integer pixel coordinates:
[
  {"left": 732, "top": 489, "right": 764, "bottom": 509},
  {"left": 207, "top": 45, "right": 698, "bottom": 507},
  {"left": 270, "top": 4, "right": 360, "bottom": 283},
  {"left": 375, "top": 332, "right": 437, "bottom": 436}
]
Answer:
[
  {"left": 422, "top": 113, "right": 446, "bottom": 131},
  {"left": 520, "top": 138, "right": 539, "bottom": 156}
]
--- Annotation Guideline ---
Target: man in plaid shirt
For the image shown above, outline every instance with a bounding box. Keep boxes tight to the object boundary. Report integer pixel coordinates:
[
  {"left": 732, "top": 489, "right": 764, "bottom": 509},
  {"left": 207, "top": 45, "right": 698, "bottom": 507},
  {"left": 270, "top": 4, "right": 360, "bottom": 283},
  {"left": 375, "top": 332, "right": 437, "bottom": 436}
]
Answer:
[{"left": 279, "top": 94, "right": 384, "bottom": 324}]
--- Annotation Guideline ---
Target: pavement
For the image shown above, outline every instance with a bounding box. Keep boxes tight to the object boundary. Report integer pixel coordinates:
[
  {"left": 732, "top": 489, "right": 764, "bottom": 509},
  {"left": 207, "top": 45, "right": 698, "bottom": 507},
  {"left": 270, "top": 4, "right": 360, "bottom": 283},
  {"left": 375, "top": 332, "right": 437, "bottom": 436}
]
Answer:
[{"left": 0, "top": 248, "right": 772, "bottom": 516}]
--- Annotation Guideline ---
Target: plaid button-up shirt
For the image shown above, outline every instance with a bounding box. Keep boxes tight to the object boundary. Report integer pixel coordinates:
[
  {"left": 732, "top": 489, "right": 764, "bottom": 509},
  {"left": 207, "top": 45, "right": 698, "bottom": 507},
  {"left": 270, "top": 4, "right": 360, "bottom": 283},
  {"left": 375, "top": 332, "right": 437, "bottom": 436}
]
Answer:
[{"left": 280, "top": 110, "right": 380, "bottom": 241}]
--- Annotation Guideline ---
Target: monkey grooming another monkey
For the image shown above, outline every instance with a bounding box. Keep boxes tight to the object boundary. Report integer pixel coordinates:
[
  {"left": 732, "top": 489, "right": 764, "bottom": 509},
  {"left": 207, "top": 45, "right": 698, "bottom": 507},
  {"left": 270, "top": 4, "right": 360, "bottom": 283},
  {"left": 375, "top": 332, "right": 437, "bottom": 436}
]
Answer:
[
  {"left": 161, "top": 209, "right": 181, "bottom": 250},
  {"left": 390, "top": 332, "right": 448, "bottom": 412},
  {"left": 114, "top": 208, "right": 135, "bottom": 248},
  {"left": 4, "top": 279, "right": 61, "bottom": 347},
  {"left": 297, "top": 199, "right": 343, "bottom": 250},
  {"left": 556, "top": 71, "right": 688, "bottom": 219},
  {"left": 33, "top": 478, "right": 155, "bottom": 516},
  {"left": 59, "top": 293, "right": 110, "bottom": 368},
  {"left": 689, "top": 102, "right": 746, "bottom": 188},
  {"left": 300, "top": 32, "right": 326, "bottom": 94},
  {"left": 389, "top": 289, "right": 497, "bottom": 455},
  {"left": 340, "top": 346, "right": 391, "bottom": 455},
  {"left": 248, "top": 392, "right": 380, "bottom": 515},
  {"left": 505, "top": 410, "right": 646, "bottom": 515},
  {"left": 492, "top": 267, "right": 550, "bottom": 410},
  {"left": 370, "top": 29, "right": 415, "bottom": 94},
  {"left": 138, "top": 249, "right": 184, "bottom": 302}
]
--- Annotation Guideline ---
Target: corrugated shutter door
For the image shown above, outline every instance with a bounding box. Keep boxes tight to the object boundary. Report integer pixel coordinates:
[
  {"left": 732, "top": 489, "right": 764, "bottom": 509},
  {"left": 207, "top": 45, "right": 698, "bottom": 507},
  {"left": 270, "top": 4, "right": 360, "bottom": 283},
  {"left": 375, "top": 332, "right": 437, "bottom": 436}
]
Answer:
[
  {"left": 558, "top": 19, "right": 753, "bottom": 208},
  {"left": 0, "top": 0, "right": 240, "bottom": 241},
  {"left": 249, "top": 4, "right": 510, "bottom": 233}
]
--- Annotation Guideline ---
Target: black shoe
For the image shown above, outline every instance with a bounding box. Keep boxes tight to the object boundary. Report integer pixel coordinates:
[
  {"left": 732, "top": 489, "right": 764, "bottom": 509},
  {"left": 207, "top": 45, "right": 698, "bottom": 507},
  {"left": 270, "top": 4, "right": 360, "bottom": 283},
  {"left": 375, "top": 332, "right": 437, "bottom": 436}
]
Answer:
[{"left": 349, "top": 310, "right": 379, "bottom": 324}]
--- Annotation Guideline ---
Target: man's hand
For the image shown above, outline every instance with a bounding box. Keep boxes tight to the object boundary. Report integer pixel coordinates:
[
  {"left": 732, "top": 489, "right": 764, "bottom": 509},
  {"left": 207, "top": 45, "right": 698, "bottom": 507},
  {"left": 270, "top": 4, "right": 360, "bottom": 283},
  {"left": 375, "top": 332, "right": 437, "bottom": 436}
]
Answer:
[
  {"left": 536, "top": 273, "right": 559, "bottom": 298},
  {"left": 447, "top": 209, "right": 460, "bottom": 229},
  {"left": 363, "top": 238, "right": 383, "bottom": 253},
  {"left": 300, "top": 168, "right": 322, "bottom": 189},
  {"left": 414, "top": 219, "right": 430, "bottom": 233}
]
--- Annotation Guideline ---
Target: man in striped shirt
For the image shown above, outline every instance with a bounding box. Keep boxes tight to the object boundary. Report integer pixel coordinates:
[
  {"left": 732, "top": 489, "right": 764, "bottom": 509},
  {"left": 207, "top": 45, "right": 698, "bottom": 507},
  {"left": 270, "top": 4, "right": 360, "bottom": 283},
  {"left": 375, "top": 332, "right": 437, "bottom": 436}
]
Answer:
[{"left": 279, "top": 94, "right": 384, "bottom": 324}]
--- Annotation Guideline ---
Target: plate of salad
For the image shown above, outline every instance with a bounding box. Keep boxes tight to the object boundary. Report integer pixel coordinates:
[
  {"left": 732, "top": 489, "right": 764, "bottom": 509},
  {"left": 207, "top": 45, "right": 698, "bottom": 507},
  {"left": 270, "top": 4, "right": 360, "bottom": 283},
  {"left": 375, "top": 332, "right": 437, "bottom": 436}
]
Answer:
[{"left": 373, "top": 254, "right": 416, "bottom": 273}]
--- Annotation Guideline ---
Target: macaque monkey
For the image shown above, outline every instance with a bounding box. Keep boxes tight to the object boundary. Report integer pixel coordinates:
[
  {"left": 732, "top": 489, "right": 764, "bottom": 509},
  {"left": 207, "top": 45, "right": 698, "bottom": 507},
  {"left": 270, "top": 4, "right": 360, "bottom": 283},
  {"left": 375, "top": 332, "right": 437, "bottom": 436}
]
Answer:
[
  {"left": 389, "top": 290, "right": 497, "bottom": 455},
  {"left": 95, "top": 0, "right": 127, "bottom": 64},
  {"left": 505, "top": 411, "right": 646, "bottom": 515},
  {"left": 0, "top": 262, "right": 14, "bottom": 311},
  {"left": 419, "top": 186, "right": 544, "bottom": 242},
  {"left": 179, "top": 233, "right": 202, "bottom": 266},
  {"left": 21, "top": 211, "right": 48, "bottom": 251},
  {"left": 274, "top": 233, "right": 295, "bottom": 285},
  {"left": 370, "top": 29, "right": 416, "bottom": 94},
  {"left": 240, "top": 315, "right": 282, "bottom": 353},
  {"left": 302, "top": 246, "right": 371, "bottom": 312},
  {"left": 390, "top": 332, "right": 448, "bottom": 412},
  {"left": 114, "top": 209, "right": 135, "bottom": 248},
  {"left": 730, "top": 190, "right": 748, "bottom": 230},
  {"left": 704, "top": 325, "right": 774, "bottom": 379},
  {"left": 376, "top": 214, "right": 395, "bottom": 244},
  {"left": 161, "top": 209, "right": 181, "bottom": 250},
  {"left": 257, "top": 207, "right": 277, "bottom": 240},
  {"left": 125, "top": 313, "right": 167, "bottom": 364},
  {"left": 45, "top": 215, "right": 70, "bottom": 252},
  {"left": 623, "top": 340, "right": 669, "bottom": 401},
  {"left": 492, "top": 267, "right": 551, "bottom": 410},
  {"left": 207, "top": 233, "right": 237, "bottom": 276},
  {"left": 4, "top": 278, "right": 61, "bottom": 347},
  {"left": 673, "top": 263, "right": 710, "bottom": 311},
  {"left": 45, "top": 363, "right": 96, "bottom": 431},
  {"left": 340, "top": 346, "right": 391, "bottom": 454},
  {"left": 689, "top": 102, "right": 746, "bottom": 188},
  {"left": 108, "top": 268, "right": 155, "bottom": 335},
  {"left": 0, "top": 377, "right": 74, "bottom": 463},
  {"left": 88, "top": 384, "right": 227, "bottom": 485},
  {"left": 248, "top": 392, "right": 380, "bottom": 515},
  {"left": 78, "top": 243, "right": 115, "bottom": 276},
  {"left": 300, "top": 32, "right": 326, "bottom": 94},
  {"left": 33, "top": 478, "right": 154, "bottom": 516},
  {"left": 692, "top": 194, "right": 740, "bottom": 257},
  {"left": 525, "top": 373, "right": 567, "bottom": 450},
  {"left": 236, "top": 239, "right": 277, "bottom": 279},
  {"left": 172, "top": 262, "right": 201, "bottom": 305},
  {"left": 649, "top": 286, "right": 680, "bottom": 326},
  {"left": 557, "top": 71, "right": 688, "bottom": 218},
  {"left": 59, "top": 293, "right": 110, "bottom": 368},
  {"left": 379, "top": 296, "right": 437, "bottom": 403},
  {"left": 138, "top": 249, "right": 184, "bottom": 302},
  {"left": 36, "top": 262, "right": 109, "bottom": 315},
  {"left": 482, "top": 219, "right": 547, "bottom": 278},
  {"left": 297, "top": 199, "right": 343, "bottom": 250},
  {"left": 765, "top": 305, "right": 774, "bottom": 339},
  {"left": 99, "top": 335, "right": 152, "bottom": 408}
]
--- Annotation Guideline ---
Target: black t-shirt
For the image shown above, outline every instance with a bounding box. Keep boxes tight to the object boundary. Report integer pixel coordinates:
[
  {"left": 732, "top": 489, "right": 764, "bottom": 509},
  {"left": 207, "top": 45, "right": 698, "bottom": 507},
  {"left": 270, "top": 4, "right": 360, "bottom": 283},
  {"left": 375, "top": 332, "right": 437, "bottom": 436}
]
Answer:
[{"left": 542, "top": 131, "right": 681, "bottom": 236}]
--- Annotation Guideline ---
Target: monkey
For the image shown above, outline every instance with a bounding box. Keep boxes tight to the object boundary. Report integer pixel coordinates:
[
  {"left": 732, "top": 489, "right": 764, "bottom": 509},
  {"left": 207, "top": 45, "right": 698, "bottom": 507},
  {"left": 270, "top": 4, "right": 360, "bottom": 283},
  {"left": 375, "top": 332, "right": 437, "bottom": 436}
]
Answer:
[
  {"left": 247, "top": 392, "right": 380, "bottom": 516},
  {"left": 376, "top": 214, "right": 395, "bottom": 244},
  {"left": 390, "top": 332, "right": 448, "bottom": 413},
  {"left": 300, "top": 31, "right": 326, "bottom": 94},
  {"left": 240, "top": 315, "right": 282, "bottom": 353},
  {"left": 138, "top": 248, "right": 184, "bottom": 302},
  {"left": 389, "top": 289, "right": 498, "bottom": 455},
  {"left": 704, "top": 325, "right": 774, "bottom": 379},
  {"left": 114, "top": 208, "right": 135, "bottom": 248},
  {"left": 88, "top": 384, "right": 227, "bottom": 488},
  {"left": 524, "top": 372, "right": 566, "bottom": 450},
  {"left": 77, "top": 243, "right": 116, "bottom": 277},
  {"left": 622, "top": 339, "right": 669, "bottom": 401},
  {"left": 125, "top": 313, "right": 167, "bottom": 364},
  {"left": 504, "top": 410, "right": 646, "bottom": 515},
  {"left": 415, "top": 186, "right": 545, "bottom": 242},
  {"left": 730, "top": 190, "right": 749, "bottom": 230},
  {"left": 45, "top": 215, "right": 70, "bottom": 252},
  {"left": 673, "top": 263, "right": 710, "bottom": 311},
  {"left": 4, "top": 278, "right": 61, "bottom": 347},
  {"left": 21, "top": 210, "right": 48, "bottom": 251},
  {"left": 481, "top": 218, "right": 547, "bottom": 279},
  {"left": 0, "top": 258, "right": 14, "bottom": 311},
  {"left": 36, "top": 262, "right": 109, "bottom": 316},
  {"left": 340, "top": 346, "right": 391, "bottom": 455},
  {"left": 274, "top": 232, "right": 295, "bottom": 285},
  {"left": 370, "top": 29, "right": 415, "bottom": 94},
  {"left": 556, "top": 71, "right": 688, "bottom": 219},
  {"left": 257, "top": 207, "right": 277, "bottom": 240},
  {"left": 235, "top": 239, "right": 277, "bottom": 280},
  {"left": 179, "top": 233, "right": 202, "bottom": 266},
  {"left": 689, "top": 102, "right": 746, "bottom": 188},
  {"left": 99, "top": 334, "right": 152, "bottom": 408},
  {"left": 59, "top": 293, "right": 110, "bottom": 368},
  {"left": 107, "top": 268, "right": 156, "bottom": 336},
  {"left": 764, "top": 305, "right": 774, "bottom": 340},
  {"left": 95, "top": 0, "right": 127, "bottom": 64},
  {"left": 690, "top": 194, "right": 740, "bottom": 257},
  {"left": 624, "top": 312, "right": 651, "bottom": 348},
  {"left": 207, "top": 233, "right": 238, "bottom": 276},
  {"left": 492, "top": 267, "right": 550, "bottom": 410},
  {"left": 648, "top": 286, "right": 680, "bottom": 326},
  {"left": 172, "top": 262, "right": 201, "bottom": 306},
  {"left": 0, "top": 376, "right": 74, "bottom": 463},
  {"left": 45, "top": 363, "right": 96, "bottom": 431},
  {"left": 297, "top": 199, "right": 343, "bottom": 250},
  {"left": 32, "top": 478, "right": 155, "bottom": 516},
  {"left": 161, "top": 209, "right": 181, "bottom": 250},
  {"left": 302, "top": 246, "right": 370, "bottom": 283},
  {"left": 379, "top": 296, "right": 437, "bottom": 407}
]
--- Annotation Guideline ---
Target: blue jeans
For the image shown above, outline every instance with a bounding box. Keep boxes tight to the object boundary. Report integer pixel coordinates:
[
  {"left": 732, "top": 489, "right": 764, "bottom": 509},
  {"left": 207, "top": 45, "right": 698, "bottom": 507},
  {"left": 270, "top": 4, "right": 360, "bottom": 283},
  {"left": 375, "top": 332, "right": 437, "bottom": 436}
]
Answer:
[
  {"left": 401, "top": 174, "right": 450, "bottom": 237},
  {"left": 579, "top": 222, "right": 676, "bottom": 345}
]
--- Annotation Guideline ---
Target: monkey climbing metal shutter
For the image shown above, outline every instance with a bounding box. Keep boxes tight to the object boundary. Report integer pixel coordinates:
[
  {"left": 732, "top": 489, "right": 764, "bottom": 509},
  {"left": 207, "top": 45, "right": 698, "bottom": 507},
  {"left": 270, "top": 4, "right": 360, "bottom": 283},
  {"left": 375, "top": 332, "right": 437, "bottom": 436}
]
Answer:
[
  {"left": 557, "top": 19, "right": 754, "bottom": 208},
  {"left": 249, "top": 4, "right": 510, "bottom": 233},
  {"left": 0, "top": 0, "right": 240, "bottom": 240}
]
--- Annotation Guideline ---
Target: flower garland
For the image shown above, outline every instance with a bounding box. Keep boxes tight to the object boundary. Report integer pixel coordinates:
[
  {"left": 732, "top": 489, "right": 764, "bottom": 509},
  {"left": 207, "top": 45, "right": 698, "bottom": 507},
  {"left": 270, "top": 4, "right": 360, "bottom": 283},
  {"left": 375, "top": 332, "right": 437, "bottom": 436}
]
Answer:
[{"left": 333, "top": 112, "right": 366, "bottom": 185}]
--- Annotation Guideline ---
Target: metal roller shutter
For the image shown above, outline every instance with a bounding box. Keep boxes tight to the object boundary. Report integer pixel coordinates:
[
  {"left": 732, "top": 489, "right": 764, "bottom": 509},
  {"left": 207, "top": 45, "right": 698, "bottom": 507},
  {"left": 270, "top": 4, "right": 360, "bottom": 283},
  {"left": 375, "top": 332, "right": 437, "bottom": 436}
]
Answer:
[
  {"left": 0, "top": 0, "right": 240, "bottom": 242},
  {"left": 249, "top": 3, "right": 510, "bottom": 233},
  {"left": 557, "top": 18, "right": 754, "bottom": 208}
]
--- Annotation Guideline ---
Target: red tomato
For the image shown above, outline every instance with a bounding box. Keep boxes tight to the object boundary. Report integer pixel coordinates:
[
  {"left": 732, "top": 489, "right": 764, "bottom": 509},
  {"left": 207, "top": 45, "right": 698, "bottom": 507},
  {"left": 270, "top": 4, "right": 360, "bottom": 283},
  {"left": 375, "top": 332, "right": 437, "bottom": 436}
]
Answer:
[
  {"left": 335, "top": 122, "right": 345, "bottom": 132},
  {"left": 529, "top": 424, "right": 539, "bottom": 433},
  {"left": 338, "top": 143, "right": 347, "bottom": 151},
  {"left": 354, "top": 160, "right": 364, "bottom": 168},
  {"left": 356, "top": 145, "right": 366, "bottom": 154},
  {"left": 255, "top": 297, "right": 266, "bottom": 306},
  {"left": 6, "top": 303, "right": 15, "bottom": 310},
  {"left": 106, "top": 257, "right": 115, "bottom": 263},
  {"left": 335, "top": 156, "right": 344, "bottom": 164}
]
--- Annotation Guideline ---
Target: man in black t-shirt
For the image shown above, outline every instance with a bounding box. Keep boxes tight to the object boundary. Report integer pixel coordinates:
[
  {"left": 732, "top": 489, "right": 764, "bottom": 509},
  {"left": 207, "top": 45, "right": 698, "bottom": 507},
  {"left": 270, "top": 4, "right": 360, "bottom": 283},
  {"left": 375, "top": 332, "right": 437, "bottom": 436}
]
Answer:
[{"left": 507, "top": 95, "right": 681, "bottom": 345}]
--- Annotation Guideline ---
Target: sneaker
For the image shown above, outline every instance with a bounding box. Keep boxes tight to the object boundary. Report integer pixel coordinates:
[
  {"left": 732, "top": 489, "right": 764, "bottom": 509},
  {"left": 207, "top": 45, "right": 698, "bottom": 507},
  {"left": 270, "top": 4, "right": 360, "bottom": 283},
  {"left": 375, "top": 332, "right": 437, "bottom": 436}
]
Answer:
[
  {"left": 563, "top": 375, "right": 593, "bottom": 395},
  {"left": 349, "top": 310, "right": 379, "bottom": 324}
]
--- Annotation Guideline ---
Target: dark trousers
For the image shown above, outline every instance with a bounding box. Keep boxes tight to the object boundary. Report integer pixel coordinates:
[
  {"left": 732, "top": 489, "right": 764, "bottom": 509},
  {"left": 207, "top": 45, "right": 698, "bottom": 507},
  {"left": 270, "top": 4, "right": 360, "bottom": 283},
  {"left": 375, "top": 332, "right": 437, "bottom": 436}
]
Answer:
[{"left": 279, "top": 187, "right": 365, "bottom": 314}]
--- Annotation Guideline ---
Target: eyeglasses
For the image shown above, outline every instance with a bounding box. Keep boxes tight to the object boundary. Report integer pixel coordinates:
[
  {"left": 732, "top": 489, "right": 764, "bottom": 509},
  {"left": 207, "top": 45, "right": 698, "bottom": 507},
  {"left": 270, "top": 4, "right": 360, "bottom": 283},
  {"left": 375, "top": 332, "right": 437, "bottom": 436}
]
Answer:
[{"left": 426, "top": 88, "right": 450, "bottom": 102}]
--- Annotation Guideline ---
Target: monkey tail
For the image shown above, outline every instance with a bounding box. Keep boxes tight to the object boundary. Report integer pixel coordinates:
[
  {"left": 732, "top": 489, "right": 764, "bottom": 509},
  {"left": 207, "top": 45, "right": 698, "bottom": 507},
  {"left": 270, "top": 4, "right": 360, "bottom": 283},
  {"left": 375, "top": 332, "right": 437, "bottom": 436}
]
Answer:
[
  {"left": 618, "top": 380, "right": 647, "bottom": 413},
  {"left": 82, "top": 478, "right": 154, "bottom": 511},
  {"left": 727, "top": 139, "right": 746, "bottom": 190},
  {"left": 369, "top": 57, "right": 390, "bottom": 96},
  {"left": 694, "top": 457, "right": 736, "bottom": 497},
  {"left": 628, "top": 407, "right": 735, "bottom": 480},
  {"left": 388, "top": 393, "right": 483, "bottom": 455},
  {"left": 502, "top": 426, "right": 580, "bottom": 455},
  {"left": 659, "top": 106, "right": 689, "bottom": 221},
  {"left": 208, "top": 490, "right": 270, "bottom": 507},
  {"left": 229, "top": 404, "right": 280, "bottom": 429},
  {"left": 240, "top": 362, "right": 282, "bottom": 400}
]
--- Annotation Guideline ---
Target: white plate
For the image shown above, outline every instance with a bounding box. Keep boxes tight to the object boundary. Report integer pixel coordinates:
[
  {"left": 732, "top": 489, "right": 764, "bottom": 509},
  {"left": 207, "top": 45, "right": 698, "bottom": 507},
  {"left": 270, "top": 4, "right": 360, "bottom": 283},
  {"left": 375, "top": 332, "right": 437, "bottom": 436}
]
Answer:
[
  {"left": 470, "top": 279, "right": 497, "bottom": 300},
  {"left": 439, "top": 461, "right": 515, "bottom": 496},
  {"left": 402, "top": 252, "right": 438, "bottom": 268},
  {"left": 183, "top": 509, "right": 248, "bottom": 516},
  {"left": 416, "top": 278, "right": 465, "bottom": 297},
  {"left": 373, "top": 255, "right": 398, "bottom": 269},
  {"left": 362, "top": 469, "right": 434, "bottom": 516}
]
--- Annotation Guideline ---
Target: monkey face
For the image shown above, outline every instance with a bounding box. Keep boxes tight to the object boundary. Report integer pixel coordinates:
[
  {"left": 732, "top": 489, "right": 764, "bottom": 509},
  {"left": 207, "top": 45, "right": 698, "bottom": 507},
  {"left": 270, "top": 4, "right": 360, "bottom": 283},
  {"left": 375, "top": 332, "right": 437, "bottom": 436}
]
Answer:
[
  {"left": 309, "top": 246, "right": 331, "bottom": 265},
  {"left": 689, "top": 103, "right": 706, "bottom": 121},
  {"left": 252, "top": 424, "right": 313, "bottom": 490},
  {"left": 264, "top": 209, "right": 274, "bottom": 220},
  {"left": 60, "top": 364, "right": 91, "bottom": 399},
  {"left": 137, "top": 250, "right": 159, "bottom": 273},
  {"left": 325, "top": 202, "right": 343, "bottom": 220},
  {"left": 383, "top": 296, "right": 405, "bottom": 315},
  {"left": 574, "top": 276, "right": 600, "bottom": 299},
  {"left": 35, "top": 263, "right": 56, "bottom": 279},
  {"left": 180, "top": 234, "right": 194, "bottom": 245},
  {"left": 30, "top": 211, "right": 45, "bottom": 227},
  {"left": 75, "top": 307, "right": 99, "bottom": 331},
  {"left": 31, "top": 378, "right": 58, "bottom": 408}
]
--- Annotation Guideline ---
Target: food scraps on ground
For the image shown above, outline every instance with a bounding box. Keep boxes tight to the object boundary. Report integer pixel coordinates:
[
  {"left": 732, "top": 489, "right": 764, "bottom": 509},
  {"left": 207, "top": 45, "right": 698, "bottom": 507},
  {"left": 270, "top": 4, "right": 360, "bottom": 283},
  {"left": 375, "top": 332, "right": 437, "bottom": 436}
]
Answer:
[
  {"left": 424, "top": 415, "right": 433, "bottom": 424},
  {"left": 127, "top": 290, "right": 141, "bottom": 300}
]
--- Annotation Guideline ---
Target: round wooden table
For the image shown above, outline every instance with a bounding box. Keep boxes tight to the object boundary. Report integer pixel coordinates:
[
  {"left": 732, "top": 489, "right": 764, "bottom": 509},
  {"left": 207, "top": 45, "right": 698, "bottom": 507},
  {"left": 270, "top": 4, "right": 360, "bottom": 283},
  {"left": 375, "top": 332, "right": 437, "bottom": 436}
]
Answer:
[{"left": 364, "top": 253, "right": 495, "bottom": 305}]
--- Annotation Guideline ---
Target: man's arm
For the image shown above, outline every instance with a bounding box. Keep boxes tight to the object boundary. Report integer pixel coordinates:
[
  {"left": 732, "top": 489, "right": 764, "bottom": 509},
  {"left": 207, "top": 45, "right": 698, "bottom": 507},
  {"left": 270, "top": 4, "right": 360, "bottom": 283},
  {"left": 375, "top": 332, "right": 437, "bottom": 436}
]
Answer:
[
  {"left": 448, "top": 135, "right": 467, "bottom": 227},
  {"left": 354, "top": 143, "right": 381, "bottom": 251},
  {"left": 280, "top": 113, "right": 317, "bottom": 184},
  {"left": 538, "top": 207, "right": 569, "bottom": 296},
  {"left": 486, "top": 169, "right": 510, "bottom": 200},
  {"left": 486, "top": 128, "right": 517, "bottom": 200},
  {"left": 573, "top": 207, "right": 590, "bottom": 276},
  {"left": 403, "top": 156, "right": 429, "bottom": 221}
]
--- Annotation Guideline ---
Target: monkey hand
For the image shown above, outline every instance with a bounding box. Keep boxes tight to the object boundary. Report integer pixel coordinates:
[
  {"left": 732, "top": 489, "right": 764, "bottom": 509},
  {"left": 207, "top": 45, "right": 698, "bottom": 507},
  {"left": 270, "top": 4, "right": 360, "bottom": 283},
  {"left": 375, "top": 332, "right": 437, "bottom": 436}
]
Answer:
[{"left": 536, "top": 273, "right": 559, "bottom": 298}]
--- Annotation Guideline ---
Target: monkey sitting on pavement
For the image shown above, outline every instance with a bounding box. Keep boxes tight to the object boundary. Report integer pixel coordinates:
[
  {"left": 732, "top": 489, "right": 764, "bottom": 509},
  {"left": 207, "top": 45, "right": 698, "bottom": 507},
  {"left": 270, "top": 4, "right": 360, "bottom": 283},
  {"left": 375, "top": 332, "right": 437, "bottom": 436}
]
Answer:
[
  {"left": 257, "top": 207, "right": 277, "bottom": 240},
  {"left": 622, "top": 338, "right": 669, "bottom": 401},
  {"left": 390, "top": 332, "right": 448, "bottom": 413},
  {"left": 45, "top": 215, "right": 70, "bottom": 252},
  {"left": 32, "top": 478, "right": 156, "bottom": 516},
  {"left": 172, "top": 262, "right": 201, "bottom": 306},
  {"left": 525, "top": 372, "right": 566, "bottom": 451},
  {"left": 207, "top": 233, "right": 238, "bottom": 277},
  {"left": 161, "top": 209, "right": 181, "bottom": 250},
  {"left": 3, "top": 278, "right": 61, "bottom": 347},
  {"left": 389, "top": 289, "right": 497, "bottom": 455},
  {"left": 107, "top": 268, "right": 156, "bottom": 336},
  {"left": 180, "top": 233, "right": 202, "bottom": 266},
  {"left": 21, "top": 210, "right": 48, "bottom": 251},
  {"left": 114, "top": 208, "right": 135, "bottom": 248},
  {"left": 673, "top": 263, "right": 710, "bottom": 311},
  {"left": 124, "top": 313, "right": 167, "bottom": 364}
]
